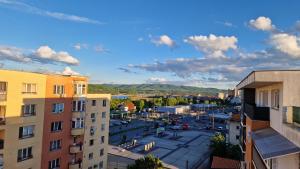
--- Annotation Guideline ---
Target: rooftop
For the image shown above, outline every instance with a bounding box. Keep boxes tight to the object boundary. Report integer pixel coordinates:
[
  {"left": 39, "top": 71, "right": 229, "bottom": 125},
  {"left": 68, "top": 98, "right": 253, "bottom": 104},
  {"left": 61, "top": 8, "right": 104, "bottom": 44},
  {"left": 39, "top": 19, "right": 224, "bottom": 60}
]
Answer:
[{"left": 211, "top": 156, "right": 240, "bottom": 169}]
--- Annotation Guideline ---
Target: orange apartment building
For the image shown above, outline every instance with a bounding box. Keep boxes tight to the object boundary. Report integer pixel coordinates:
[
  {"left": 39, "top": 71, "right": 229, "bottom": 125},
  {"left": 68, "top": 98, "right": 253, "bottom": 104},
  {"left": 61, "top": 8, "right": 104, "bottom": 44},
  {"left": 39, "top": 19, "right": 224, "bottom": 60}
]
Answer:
[
  {"left": 0, "top": 69, "right": 110, "bottom": 169},
  {"left": 237, "top": 70, "right": 300, "bottom": 169}
]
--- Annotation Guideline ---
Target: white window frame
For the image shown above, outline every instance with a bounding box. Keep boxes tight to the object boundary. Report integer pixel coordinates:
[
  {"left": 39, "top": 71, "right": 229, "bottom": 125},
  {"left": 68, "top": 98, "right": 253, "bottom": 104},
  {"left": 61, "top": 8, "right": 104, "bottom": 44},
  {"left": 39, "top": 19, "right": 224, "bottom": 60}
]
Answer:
[
  {"left": 52, "top": 103, "right": 64, "bottom": 113},
  {"left": 74, "top": 83, "right": 86, "bottom": 95},
  {"left": 22, "top": 83, "right": 37, "bottom": 94},
  {"left": 271, "top": 89, "right": 280, "bottom": 109},
  {"left": 53, "top": 85, "right": 65, "bottom": 95},
  {"left": 22, "top": 104, "right": 36, "bottom": 116},
  {"left": 72, "top": 118, "right": 84, "bottom": 129},
  {"left": 72, "top": 100, "right": 86, "bottom": 112},
  {"left": 20, "top": 125, "right": 34, "bottom": 138}
]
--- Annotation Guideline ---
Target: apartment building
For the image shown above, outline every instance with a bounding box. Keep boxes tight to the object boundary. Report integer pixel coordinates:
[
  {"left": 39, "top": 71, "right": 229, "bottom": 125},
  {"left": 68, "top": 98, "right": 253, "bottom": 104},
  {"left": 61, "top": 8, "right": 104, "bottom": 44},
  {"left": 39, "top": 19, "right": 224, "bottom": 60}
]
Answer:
[
  {"left": 83, "top": 94, "right": 110, "bottom": 169},
  {"left": 226, "top": 114, "right": 241, "bottom": 145},
  {"left": 237, "top": 70, "right": 300, "bottom": 169},
  {"left": 0, "top": 69, "right": 110, "bottom": 169},
  {"left": 0, "top": 69, "right": 46, "bottom": 169}
]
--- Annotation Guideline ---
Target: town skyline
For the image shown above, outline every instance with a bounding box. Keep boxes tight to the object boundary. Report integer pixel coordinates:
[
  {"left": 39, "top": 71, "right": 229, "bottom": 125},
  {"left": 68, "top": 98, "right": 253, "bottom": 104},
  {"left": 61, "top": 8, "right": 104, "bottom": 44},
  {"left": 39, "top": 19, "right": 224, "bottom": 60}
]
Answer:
[{"left": 1, "top": 0, "right": 300, "bottom": 89}]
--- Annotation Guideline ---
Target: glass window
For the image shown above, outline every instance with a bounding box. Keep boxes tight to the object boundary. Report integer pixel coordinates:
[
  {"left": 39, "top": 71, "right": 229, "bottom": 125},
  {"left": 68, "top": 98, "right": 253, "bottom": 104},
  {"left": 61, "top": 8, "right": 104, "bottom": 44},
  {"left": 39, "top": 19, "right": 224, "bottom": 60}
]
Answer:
[
  {"left": 100, "top": 149, "right": 104, "bottom": 156},
  {"left": 22, "top": 83, "right": 37, "bottom": 94},
  {"left": 51, "top": 122, "right": 62, "bottom": 132},
  {"left": 92, "top": 100, "right": 96, "bottom": 106},
  {"left": 21, "top": 104, "right": 36, "bottom": 116},
  {"left": 271, "top": 89, "right": 280, "bottom": 109},
  {"left": 50, "top": 140, "right": 61, "bottom": 151},
  {"left": 102, "top": 112, "right": 106, "bottom": 118},
  {"left": 19, "top": 125, "right": 34, "bottom": 139},
  {"left": 17, "top": 147, "right": 32, "bottom": 162},
  {"left": 72, "top": 118, "right": 84, "bottom": 128},
  {"left": 102, "top": 100, "right": 106, "bottom": 107},
  {"left": 52, "top": 103, "right": 64, "bottom": 113},
  {"left": 48, "top": 158, "right": 60, "bottom": 169}
]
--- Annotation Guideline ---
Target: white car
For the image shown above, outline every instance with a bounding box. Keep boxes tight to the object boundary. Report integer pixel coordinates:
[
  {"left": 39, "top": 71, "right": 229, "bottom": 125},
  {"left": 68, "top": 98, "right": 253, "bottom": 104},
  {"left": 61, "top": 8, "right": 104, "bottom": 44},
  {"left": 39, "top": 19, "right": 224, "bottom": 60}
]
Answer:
[
  {"left": 121, "top": 121, "right": 128, "bottom": 125},
  {"left": 217, "top": 126, "right": 223, "bottom": 131},
  {"left": 170, "top": 125, "right": 181, "bottom": 130}
]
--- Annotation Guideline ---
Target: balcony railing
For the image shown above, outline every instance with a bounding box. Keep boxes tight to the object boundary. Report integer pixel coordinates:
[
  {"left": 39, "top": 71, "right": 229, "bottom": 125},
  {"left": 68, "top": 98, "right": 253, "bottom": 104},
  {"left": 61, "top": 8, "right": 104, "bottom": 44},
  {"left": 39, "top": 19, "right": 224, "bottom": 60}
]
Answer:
[
  {"left": 244, "top": 103, "right": 270, "bottom": 121},
  {"left": 68, "top": 161, "right": 82, "bottom": 169},
  {"left": 252, "top": 146, "right": 267, "bottom": 169},
  {"left": 0, "top": 93, "right": 6, "bottom": 101},
  {"left": 69, "top": 143, "right": 82, "bottom": 154}
]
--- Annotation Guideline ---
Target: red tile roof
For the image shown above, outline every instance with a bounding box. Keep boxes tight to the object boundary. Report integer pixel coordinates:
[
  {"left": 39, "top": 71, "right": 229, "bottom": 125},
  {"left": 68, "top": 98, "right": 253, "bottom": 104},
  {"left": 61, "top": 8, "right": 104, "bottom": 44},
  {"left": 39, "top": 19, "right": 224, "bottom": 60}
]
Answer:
[{"left": 211, "top": 156, "right": 240, "bottom": 169}]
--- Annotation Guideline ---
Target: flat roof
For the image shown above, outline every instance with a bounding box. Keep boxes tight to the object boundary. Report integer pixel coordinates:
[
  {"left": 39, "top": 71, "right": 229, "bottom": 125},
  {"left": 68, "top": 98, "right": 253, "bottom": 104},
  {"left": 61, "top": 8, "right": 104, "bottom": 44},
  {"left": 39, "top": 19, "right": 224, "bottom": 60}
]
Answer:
[
  {"left": 211, "top": 156, "right": 240, "bottom": 169},
  {"left": 252, "top": 128, "right": 300, "bottom": 159}
]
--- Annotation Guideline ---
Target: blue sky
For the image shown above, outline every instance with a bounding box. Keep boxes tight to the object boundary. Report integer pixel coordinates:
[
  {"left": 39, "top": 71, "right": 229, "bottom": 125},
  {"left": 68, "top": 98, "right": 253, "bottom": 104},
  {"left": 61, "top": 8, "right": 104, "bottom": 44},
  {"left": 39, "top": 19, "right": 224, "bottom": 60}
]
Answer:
[{"left": 1, "top": 0, "right": 300, "bottom": 89}]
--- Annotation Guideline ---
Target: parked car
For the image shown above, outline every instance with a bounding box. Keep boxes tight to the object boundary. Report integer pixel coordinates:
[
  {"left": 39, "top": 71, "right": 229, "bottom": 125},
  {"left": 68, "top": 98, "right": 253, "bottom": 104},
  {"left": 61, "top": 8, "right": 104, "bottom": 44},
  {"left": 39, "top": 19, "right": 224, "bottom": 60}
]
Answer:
[
  {"left": 205, "top": 125, "right": 212, "bottom": 130},
  {"left": 217, "top": 126, "right": 223, "bottom": 131},
  {"left": 182, "top": 123, "right": 189, "bottom": 130},
  {"left": 121, "top": 121, "right": 128, "bottom": 125},
  {"left": 170, "top": 125, "right": 181, "bottom": 130}
]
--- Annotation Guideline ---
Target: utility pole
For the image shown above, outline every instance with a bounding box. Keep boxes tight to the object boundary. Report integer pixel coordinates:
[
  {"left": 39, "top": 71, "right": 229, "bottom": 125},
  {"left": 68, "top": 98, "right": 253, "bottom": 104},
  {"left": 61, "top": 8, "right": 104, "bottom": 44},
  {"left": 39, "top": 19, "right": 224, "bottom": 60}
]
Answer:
[{"left": 186, "top": 160, "right": 189, "bottom": 169}]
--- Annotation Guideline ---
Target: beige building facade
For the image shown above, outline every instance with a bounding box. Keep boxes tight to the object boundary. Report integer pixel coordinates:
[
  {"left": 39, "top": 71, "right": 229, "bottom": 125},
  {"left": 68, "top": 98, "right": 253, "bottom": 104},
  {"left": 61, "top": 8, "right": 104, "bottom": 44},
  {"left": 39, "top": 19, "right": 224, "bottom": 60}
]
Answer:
[{"left": 237, "top": 70, "right": 300, "bottom": 169}]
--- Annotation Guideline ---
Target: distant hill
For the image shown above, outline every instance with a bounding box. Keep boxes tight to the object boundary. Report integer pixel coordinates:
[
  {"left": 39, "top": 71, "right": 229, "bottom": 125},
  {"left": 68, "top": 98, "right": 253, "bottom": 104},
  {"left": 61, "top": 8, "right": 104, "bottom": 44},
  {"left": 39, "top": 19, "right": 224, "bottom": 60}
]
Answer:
[{"left": 88, "top": 84, "right": 225, "bottom": 96}]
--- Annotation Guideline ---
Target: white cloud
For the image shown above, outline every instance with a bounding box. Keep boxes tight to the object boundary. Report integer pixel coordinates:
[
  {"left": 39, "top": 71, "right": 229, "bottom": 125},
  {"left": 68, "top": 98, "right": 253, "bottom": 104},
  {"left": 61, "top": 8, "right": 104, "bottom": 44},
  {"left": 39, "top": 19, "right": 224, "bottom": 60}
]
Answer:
[
  {"left": 147, "top": 77, "right": 168, "bottom": 84},
  {"left": 73, "top": 43, "right": 88, "bottom": 50},
  {"left": 249, "top": 16, "right": 275, "bottom": 31},
  {"left": 0, "top": 46, "right": 31, "bottom": 62},
  {"left": 137, "top": 37, "right": 144, "bottom": 42},
  {"left": 62, "top": 66, "right": 79, "bottom": 75},
  {"left": 34, "top": 46, "right": 79, "bottom": 65},
  {"left": 151, "top": 35, "right": 176, "bottom": 48},
  {"left": 0, "top": 0, "right": 104, "bottom": 25},
  {"left": 94, "top": 45, "right": 109, "bottom": 53},
  {"left": 184, "top": 34, "right": 237, "bottom": 58},
  {"left": 0, "top": 45, "right": 79, "bottom": 65},
  {"left": 270, "top": 33, "right": 300, "bottom": 58}
]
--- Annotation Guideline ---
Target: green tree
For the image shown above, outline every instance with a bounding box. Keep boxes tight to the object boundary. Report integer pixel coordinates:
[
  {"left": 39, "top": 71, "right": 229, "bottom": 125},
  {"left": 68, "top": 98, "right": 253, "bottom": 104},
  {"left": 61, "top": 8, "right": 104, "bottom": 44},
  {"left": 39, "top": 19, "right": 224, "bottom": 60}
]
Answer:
[
  {"left": 210, "top": 133, "right": 226, "bottom": 157},
  {"left": 166, "top": 98, "right": 177, "bottom": 106},
  {"left": 153, "top": 97, "right": 163, "bottom": 106},
  {"left": 136, "top": 100, "right": 145, "bottom": 111},
  {"left": 127, "top": 155, "right": 164, "bottom": 169}
]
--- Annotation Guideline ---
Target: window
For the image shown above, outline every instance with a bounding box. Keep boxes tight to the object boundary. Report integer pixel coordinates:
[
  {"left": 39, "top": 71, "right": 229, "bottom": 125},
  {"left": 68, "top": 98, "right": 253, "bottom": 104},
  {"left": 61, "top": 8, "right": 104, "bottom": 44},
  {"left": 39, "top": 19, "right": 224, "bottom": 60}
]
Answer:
[
  {"left": 17, "top": 147, "right": 32, "bottom": 162},
  {"left": 48, "top": 158, "right": 60, "bottom": 169},
  {"left": 101, "top": 124, "right": 105, "bottom": 131},
  {"left": 100, "top": 148, "right": 104, "bottom": 156},
  {"left": 50, "top": 140, "right": 61, "bottom": 151},
  {"left": 21, "top": 104, "right": 36, "bottom": 116},
  {"left": 88, "top": 167, "right": 92, "bottom": 169},
  {"left": 52, "top": 103, "right": 64, "bottom": 113},
  {"left": 259, "top": 91, "right": 268, "bottom": 106},
  {"left": 90, "top": 126, "right": 95, "bottom": 136},
  {"left": 0, "top": 82, "right": 7, "bottom": 93},
  {"left": 74, "top": 83, "right": 86, "bottom": 95},
  {"left": 22, "top": 83, "right": 37, "bottom": 94},
  {"left": 102, "top": 100, "right": 106, "bottom": 107},
  {"left": 100, "top": 136, "right": 105, "bottom": 144},
  {"left": 51, "top": 122, "right": 62, "bottom": 132},
  {"left": 101, "top": 112, "right": 106, "bottom": 119},
  {"left": 72, "top": 118, "right": 84, "bottom": 129},
  {"left": 236, "top": 126, "right": 240, "bottom": 130},
  {"left": 72, "top": 100, "right": 86, "bottom": 112},
  {"left": 0, "top": 106, "right": 6, "bottom": 120},
  {"left": 19, "top": 125, "right": 34, "bottom": 139},
  {"left": 88, "top": 153, "right": 93, "bottom": 160},
  {"left": 94, "top": 164, "right": 98, "bottom": 168},
  {"left": 92, "top": 100, "right": 96, "bottom": 106},
  {"left": 236, "top": 135, "right": 240, "bottom": 140},
  {"left": 91, "top": 113, "right": 96, "bottom": 122},
  {"left": 53, "top": 85, "right": 65, "bottom": 95},
  {"left": 89, "top": 139, "right": 94, "bottom": 146},
  {"left": 271, "top": 89, "right": 280, "bottom": 109},
  {"left": 99, "top": 161, "right": 103, "bottom": 169},
  {"left": 0, "top": 82, "right": 7, "bottom": 101}
]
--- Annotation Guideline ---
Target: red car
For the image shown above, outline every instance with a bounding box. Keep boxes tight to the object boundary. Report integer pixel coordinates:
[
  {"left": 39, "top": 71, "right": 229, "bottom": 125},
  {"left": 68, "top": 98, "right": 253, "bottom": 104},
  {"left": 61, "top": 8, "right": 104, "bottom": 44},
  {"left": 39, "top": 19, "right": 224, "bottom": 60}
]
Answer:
[{"left": 182, "top": 123, "right": 189, "bottom": 130}]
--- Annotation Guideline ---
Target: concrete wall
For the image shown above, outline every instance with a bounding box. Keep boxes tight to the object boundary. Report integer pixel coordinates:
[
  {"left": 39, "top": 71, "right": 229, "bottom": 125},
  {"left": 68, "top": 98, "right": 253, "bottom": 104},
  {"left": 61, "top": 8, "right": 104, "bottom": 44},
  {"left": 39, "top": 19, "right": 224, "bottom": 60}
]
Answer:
[{"left": 227, "top": 121, "right": 240, "bottom": 145}]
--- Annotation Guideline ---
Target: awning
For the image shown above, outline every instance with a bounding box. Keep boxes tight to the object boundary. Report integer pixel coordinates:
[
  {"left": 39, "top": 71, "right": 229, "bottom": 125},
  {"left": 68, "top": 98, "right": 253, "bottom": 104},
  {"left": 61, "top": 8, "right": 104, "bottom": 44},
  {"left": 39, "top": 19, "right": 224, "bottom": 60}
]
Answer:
[{"left": 252, "top": 128, "right": 300, "bottom": 159}]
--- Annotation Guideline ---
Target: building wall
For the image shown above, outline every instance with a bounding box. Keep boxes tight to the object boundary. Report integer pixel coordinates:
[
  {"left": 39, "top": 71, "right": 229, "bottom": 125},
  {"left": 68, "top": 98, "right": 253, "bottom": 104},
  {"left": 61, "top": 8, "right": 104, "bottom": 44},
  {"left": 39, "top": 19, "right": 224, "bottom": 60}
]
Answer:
[
  {"left": 41, "top": 75, "right": 86, "bottom": 169},
  {"left": 227, "top": 121, "right": 240, "bottom": 145},
  {"left": 107, "top": 154, "right": 135, "bottom": 169},
  {"left": 245, "top": 117, "right": 269, "bottom": 169},
  {"left": 83, "top": 94, "right": 110, "bottom": 169},
  {"left": 275, "top": 153, "right": 300, "bottom": 169},
  {"left": 0, "top": 70, "right": 46, "bottom": 169}
]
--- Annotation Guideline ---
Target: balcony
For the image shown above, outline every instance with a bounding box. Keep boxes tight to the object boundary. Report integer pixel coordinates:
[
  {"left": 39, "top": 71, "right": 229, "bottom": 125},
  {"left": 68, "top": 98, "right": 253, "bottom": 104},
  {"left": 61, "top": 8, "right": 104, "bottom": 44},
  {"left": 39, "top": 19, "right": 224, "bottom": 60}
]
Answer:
[
  {"left": 72, "top": 111, "right": 84, "bottom": 118},
  {"left": 283, "top": 106, "right": 300, "bottom": 127},
  {"left": 69, "top": 144, "right": 82, "bottom": 154},
  {"left": 68, "top": 161, "right": 82, "bottom": 169},
  {"left": 0, "top": 93, "right": 6, "bottom": 102},
  {"left": 244, "top": 103, "right": 270, "bottom": 121},
  {"left": 71, "top": 128, "right": 84, "bottom": 136}
]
